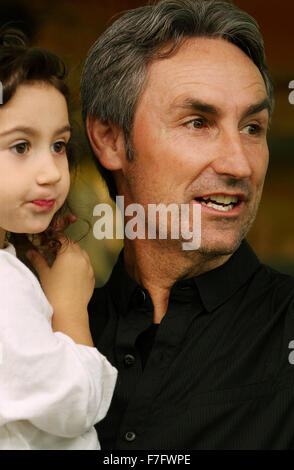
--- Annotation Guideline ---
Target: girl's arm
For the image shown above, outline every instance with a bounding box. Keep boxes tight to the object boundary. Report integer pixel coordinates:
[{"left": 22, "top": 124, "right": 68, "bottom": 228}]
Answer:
[
  {"left": 26, "top": 238, "right": 95, "bottom": 346},
  {"left": 0, "top": 245, "right": 117, "bottom": 438}
]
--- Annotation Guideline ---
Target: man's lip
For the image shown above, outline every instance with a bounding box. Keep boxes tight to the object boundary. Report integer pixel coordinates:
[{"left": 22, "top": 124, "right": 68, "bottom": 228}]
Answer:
[
  {"left": 193, "top": 193, "right": 247, "bottom": 201},
  {"left": 192, "top": 197, "right": 244, "bottom": 216}
]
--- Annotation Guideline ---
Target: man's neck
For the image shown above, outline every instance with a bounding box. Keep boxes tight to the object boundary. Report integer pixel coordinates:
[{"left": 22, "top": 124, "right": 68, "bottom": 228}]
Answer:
[{"left": 123, "top": 239, "right": 231, "bottom": 323}]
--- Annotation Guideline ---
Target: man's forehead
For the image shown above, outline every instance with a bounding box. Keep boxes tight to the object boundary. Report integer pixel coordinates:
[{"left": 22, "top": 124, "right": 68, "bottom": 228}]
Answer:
[
  {"left": 148, "top": 38, "right": 262, "bottom": 81},
  {"left": 142, "top": 37, "right": 268, "bottom": 111},
  {"left": 151, "top": 36, "right": 260, "bottom": 72}
]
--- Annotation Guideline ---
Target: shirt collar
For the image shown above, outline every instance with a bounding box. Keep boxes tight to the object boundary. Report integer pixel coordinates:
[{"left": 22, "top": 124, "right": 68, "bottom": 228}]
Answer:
[
  {"left": 3, "top": 242, "right": 16, "bottom": 257},
  {"left": 108, "top": 240, "right": 260, "bottom": 315},
  {"left": 193, "top": 239, "right": 260, "bottom": 312}
]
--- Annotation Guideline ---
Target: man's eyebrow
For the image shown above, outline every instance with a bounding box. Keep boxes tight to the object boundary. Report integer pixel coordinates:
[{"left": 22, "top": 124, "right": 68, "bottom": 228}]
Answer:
[
  {"left": 241, "top": 98, "right": 271, "bottom": 120},
  {"left": 175, "top": 98, "right": 220, "bottom": 116},
  {"left": 174, "top": 97, "right": 271, "bottom": 119},
  {"left": 0, "top": 125, "right": 71, "bottom": 138}
]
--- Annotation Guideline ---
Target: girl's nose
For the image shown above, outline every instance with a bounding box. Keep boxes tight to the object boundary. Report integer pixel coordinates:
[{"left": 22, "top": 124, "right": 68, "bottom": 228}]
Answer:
[{"left": 35, "top": 154, "right": 62, "bottom": 185}]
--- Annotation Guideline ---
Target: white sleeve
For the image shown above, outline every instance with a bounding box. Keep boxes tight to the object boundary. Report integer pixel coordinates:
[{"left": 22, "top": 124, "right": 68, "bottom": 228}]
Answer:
[{"left": 0, "top": 252, "right": 117, "bottom": 438}]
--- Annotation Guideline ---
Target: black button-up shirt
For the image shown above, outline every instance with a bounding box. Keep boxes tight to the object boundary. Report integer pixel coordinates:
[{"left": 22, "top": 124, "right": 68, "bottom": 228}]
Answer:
[{"left": 89, "top": 240, "right": 294, "bottom": 450}]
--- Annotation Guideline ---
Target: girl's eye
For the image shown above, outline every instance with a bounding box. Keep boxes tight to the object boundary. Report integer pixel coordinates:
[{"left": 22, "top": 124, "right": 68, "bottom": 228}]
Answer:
[
  {"left": 11, "top": 142, "right": 30, "bottom": 154},
  {"left": 51, "top": 141, "right": 67, "bottom": 154},
  {"left": 186, "top": 118, "right": 207, "bottom": 129}
]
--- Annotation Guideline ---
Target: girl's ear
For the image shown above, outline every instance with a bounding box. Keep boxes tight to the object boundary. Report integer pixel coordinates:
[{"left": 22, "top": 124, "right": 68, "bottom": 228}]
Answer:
[{"left": 86, "top": 115, "right": 125, "bottom": 170}]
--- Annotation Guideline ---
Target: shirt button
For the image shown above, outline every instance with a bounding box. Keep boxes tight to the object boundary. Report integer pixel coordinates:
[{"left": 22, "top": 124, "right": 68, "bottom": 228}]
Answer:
[
  {"left": 140, "top": 289, "right": 146, "bottom": 302},
  {"left": 124, "top": 354, "right": 136, "bottom": 366},
  {"left": 131, "top": 288, "right": 147, "bottom": 308},
  {"left": 125, "top": 431, "right": 136, "bottom": 442}
]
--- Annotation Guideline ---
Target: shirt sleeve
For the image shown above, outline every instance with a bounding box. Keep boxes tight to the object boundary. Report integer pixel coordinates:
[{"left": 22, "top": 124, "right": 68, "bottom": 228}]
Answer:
[{"left": 0, "top": 252, "right": 117, "bottom": 438}]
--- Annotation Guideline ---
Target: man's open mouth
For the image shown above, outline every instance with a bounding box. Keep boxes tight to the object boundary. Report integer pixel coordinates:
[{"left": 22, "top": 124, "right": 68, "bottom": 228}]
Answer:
[{"left": 194, "top": 194, "right": 240, "bottom": 212}]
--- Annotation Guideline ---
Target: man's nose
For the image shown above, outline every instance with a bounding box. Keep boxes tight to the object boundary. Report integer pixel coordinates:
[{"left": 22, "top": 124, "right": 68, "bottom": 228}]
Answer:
[
  {"left": 35, "top": 152, "right": 62, "bottom": 185},
  {"left": 211, "top": 130, "right": 252, "bottom": 179}
]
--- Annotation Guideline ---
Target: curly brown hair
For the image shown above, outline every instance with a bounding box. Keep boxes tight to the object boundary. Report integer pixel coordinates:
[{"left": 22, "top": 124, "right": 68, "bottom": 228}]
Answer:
[{"left": 0, "top": 27, "right": 79, "bottom": 265}]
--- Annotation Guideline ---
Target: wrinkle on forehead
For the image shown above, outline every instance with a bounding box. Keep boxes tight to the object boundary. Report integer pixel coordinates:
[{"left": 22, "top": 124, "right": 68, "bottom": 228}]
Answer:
[{"left": 138, "top": 37, "right": 267, "bottom": 121}]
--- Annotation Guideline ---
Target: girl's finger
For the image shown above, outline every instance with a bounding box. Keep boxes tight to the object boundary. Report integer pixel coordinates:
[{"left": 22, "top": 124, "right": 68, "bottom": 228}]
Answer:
[{"left": 25, "top": 249, "right": 50, "bottom": 280}]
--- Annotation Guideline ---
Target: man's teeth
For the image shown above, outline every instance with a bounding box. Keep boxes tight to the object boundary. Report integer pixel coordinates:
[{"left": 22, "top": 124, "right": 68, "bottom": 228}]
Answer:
[
  {"left": 201, "top": 201, "right": 235, "bottom": 211},
  {"left": 202, "top": 195, "right": 238, "bottom": 204},
  {"left": 199, "top": 194, "right": 239, "bottom": 212}
]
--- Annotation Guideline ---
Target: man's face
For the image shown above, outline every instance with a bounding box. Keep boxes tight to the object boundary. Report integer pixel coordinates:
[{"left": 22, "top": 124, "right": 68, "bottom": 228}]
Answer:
[{"left": 118, "top": 37, "right": 270, "bottom": 255}]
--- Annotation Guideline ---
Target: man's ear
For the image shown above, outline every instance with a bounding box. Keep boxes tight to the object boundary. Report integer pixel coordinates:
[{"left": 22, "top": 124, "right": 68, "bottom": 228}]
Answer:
[{"left": 86, "top": 115, "right": 125, "bottom": 170}]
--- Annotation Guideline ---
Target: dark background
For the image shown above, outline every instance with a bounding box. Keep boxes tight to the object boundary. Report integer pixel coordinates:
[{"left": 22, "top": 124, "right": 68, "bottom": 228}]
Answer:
[{"left": 1, "top": 0, "right": 294, "bottom": 283}]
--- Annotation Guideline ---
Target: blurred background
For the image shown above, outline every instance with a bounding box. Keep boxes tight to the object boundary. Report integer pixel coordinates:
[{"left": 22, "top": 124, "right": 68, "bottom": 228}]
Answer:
[{"left": 1, "top": 0, "right": 294, "bottom": 284}]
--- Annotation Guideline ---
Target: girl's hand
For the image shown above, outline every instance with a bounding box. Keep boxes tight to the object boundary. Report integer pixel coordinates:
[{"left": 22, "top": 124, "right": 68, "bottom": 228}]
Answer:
[
  {"left": 52, "top": 213, "right": 77, "bottom": 231},
  {"left": 26, "top": 236, "right": 95, "bottom": 346}
]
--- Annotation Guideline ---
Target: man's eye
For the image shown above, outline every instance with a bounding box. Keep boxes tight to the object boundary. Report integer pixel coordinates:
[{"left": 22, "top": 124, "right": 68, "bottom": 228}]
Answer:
[
  {"left": 186, "top": 118, "right": 207, "bottom": 129},
  {"left": 242, "top": 124, "right": 263, "bottom": 136},
  {"left": 11, "top": 142, "right": 30, "bottom": 154},
  {"left": 51, "top": 141, "right": 66, "bottom": 154}
]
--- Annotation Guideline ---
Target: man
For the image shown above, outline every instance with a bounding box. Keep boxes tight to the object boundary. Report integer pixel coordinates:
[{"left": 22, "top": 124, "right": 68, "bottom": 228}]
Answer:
[{"left": 81, "top": 0, "right": 294, "bottom": 449}]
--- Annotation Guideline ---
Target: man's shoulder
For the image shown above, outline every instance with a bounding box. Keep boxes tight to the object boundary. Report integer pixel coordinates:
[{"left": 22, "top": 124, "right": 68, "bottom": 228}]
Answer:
[
  {"left": 89, "top": 282, "right": 110, "bottom": 312},
  {"left": 88, "top": 282, "right": 111, "bottom": 344},
  {"left": 258, "top": 261, "right": 294, "bottom": 289},
  {"left": 254, "top": 261, "right": 294, "bottom": 310}
]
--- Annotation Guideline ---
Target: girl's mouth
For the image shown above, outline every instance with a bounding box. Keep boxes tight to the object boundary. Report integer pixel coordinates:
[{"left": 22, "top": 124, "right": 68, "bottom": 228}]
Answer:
[{"left": 31, "top": 199, "right": 55, "bottom": 209}]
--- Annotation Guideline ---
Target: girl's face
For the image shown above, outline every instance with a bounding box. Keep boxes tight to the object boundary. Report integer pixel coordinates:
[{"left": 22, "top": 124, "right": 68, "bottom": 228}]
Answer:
[{"left": 0, "top": 82, "right": 71, "bottom": 235}]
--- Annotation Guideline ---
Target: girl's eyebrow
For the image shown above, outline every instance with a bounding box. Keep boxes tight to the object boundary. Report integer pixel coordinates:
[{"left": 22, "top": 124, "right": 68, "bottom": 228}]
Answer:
[
  {"left": 0, "top": 126, "right": 37, "bottom": 137},
  {"left": 0, "top": 125, "right": 71, "bottom": 137},
  {"left": 54, "top": 125, "right": 71, "bottom": 136}
]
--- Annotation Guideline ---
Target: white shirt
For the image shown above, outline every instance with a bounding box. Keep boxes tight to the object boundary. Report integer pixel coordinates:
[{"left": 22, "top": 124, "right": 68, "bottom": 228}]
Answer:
[{"left": 0, "top": 243, "right": 117, "bottom": 450}]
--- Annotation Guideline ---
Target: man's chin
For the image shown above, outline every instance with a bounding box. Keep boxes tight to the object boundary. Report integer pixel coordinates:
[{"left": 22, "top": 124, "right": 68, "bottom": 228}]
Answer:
[{"left": 196, "top": 235, "right": 244, "bottom": 258}]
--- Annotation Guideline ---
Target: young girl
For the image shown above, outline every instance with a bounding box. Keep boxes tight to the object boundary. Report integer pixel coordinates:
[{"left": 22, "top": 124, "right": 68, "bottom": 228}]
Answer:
[{"left": 0, "top": 29, "right": 117, "bottom": 450}]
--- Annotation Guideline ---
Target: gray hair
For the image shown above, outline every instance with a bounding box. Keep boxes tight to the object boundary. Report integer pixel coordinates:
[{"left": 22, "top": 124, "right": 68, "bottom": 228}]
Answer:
[{"left": 80, "top": 0, "right": 274, "bottom": 200}]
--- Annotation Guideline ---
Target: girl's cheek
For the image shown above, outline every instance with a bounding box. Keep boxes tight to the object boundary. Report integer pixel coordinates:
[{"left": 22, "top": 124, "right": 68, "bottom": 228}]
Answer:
[
  {"left": 63, "top": 175, "right": 71, "bottom": 200},
  {"left": 62, "top": 161, "right": 71, "bottom": 191}
]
